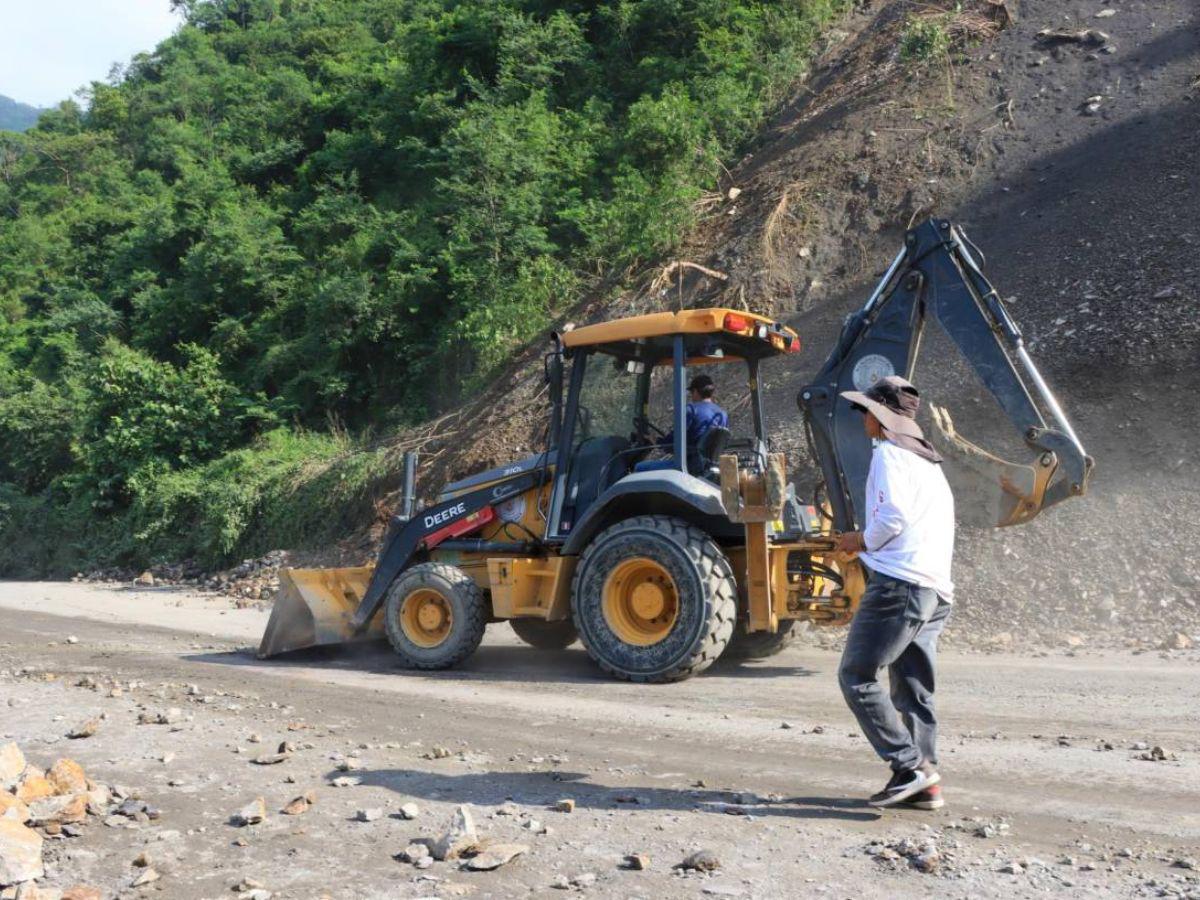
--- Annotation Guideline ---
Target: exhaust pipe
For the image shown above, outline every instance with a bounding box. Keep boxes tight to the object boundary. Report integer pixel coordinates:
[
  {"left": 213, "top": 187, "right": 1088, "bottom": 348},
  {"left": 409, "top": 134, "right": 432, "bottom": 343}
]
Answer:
[{"left": 399, "top": 451, "right": 418, "bottom": 522}]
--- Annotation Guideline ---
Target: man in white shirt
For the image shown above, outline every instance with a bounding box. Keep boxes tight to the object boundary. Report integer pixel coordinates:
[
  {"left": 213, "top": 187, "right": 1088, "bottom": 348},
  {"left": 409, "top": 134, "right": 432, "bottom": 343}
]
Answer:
[{"left": 834, "top": 376, "right": 955, "bottom": 810}]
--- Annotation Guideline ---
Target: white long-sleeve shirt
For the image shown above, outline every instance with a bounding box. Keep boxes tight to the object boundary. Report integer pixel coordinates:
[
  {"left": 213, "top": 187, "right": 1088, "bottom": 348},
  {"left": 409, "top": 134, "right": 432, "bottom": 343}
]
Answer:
[{"left": 860, "top": 440, "right": 956, "bottom": 601}]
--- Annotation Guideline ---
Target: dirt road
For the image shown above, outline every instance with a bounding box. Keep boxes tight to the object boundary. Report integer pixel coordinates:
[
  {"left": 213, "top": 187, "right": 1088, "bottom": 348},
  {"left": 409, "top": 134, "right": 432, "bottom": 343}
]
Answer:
[{"left": 1, "top": 581, "right": 1198, "bottom": 899}]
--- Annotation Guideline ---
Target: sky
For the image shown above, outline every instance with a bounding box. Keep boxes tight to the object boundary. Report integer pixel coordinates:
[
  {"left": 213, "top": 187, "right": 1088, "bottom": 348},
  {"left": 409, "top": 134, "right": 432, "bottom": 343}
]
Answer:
[{"left": 0, "top": 0, "right": 182, "bottom": 107}]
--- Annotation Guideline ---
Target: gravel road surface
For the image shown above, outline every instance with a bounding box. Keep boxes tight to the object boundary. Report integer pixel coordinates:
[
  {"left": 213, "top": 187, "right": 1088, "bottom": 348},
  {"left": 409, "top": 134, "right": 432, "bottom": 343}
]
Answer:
[{"left": 1, "top": 582, "right": 1198, "bottom": 899}]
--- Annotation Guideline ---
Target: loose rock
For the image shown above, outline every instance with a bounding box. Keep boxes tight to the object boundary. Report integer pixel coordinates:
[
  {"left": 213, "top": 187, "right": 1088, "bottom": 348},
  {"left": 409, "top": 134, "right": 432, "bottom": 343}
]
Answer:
[
  {"left": 431, "top": 805, "right": 478, "bottom": 861},
  {"left": 66, "top": 718, "right": 100, "bottom": 740},
  {"left": 465, "top": 842, "right": 528, "bottom": 871},
  {"left": 398, "top": 803, "right": 420, "bottom": 820},
  {"left": 231, "top": 798, "right": 266, "bottom": 827},
  {"left": 281, "top": 792, "right": 315, "bottom": 816},
  {"left": 678, "top": 850, "right": 721, "bottom": 872},
  {"left": 553, "top": 799, "right": 575, "bottom": 813}
]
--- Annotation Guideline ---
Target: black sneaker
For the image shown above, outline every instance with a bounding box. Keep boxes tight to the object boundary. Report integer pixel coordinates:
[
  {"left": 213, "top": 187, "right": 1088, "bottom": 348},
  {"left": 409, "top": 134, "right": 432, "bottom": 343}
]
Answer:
[
  {"left": 901, "top": 784, "right": 944, "bottom": 810},
  {"left": 868, "top": 762, "right": 940, "bottom": 808}
]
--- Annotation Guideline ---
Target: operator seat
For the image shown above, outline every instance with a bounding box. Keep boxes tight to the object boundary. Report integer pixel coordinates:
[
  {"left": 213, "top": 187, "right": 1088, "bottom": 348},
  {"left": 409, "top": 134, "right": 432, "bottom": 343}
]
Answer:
[{"left": 565, "top": 435, "right": 631, "bottom": 521}]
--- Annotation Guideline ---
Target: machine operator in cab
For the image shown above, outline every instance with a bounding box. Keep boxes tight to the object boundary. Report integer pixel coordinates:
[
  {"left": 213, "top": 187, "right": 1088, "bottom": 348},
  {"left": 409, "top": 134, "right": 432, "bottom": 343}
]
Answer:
[{"left": 660, "top": 374, "right": 728, "bottom": 474}]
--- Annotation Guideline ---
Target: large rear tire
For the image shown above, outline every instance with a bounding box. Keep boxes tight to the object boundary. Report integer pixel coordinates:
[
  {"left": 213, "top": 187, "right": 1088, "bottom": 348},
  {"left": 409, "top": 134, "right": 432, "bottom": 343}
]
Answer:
[
  {"left": 571, "top": 515, "right": 736, "bottom": 683},
  {"left": 383, "top": 562, "right": 486, "bottom": 670},
  {"left": 724, "top": 620, "right": 800, "bottom": 661},
  {"left": 510, "top": 618, "right": 578, "bottom": 650}
]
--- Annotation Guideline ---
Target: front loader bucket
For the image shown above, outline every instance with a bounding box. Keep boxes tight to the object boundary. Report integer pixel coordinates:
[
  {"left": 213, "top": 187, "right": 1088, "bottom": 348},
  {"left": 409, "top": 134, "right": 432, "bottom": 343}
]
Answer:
[{"left": 257, "top": 566, "right": 382, "bottom": 658}]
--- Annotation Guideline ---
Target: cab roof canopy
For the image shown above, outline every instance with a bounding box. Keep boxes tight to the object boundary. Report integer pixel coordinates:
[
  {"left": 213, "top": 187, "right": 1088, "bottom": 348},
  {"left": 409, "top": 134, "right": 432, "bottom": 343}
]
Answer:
[{"left": 559, "top": 308, "right": 800, "bottom": 365}]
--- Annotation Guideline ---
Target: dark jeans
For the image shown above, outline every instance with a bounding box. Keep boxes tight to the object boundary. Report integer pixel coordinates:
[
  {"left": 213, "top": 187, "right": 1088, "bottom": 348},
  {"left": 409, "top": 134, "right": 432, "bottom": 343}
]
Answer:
[{"left": 838, "top": 568, "right": 952, "bottom": 773}]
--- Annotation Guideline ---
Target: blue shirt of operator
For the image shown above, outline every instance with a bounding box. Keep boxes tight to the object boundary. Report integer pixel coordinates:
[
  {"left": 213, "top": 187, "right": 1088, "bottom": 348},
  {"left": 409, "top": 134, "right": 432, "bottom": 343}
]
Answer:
[
  {"left": 661, "top": 399, "right": 728, "bottom": 468},
  {"left": 685, "top": 399, "right": 728, "bottom": 446}
]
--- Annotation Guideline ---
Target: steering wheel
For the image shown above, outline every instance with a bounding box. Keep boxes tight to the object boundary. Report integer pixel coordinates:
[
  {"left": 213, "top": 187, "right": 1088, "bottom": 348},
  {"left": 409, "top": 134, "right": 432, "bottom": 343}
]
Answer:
[{"left": 633, "top": 416, "right": 668, "bottom": 440}]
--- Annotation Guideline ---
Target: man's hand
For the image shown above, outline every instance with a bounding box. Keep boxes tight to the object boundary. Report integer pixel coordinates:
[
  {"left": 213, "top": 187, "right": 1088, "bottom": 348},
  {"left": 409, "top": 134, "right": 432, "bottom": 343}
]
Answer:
[{"left": 834, "top": 531, "right": 866, "bottom": 554}]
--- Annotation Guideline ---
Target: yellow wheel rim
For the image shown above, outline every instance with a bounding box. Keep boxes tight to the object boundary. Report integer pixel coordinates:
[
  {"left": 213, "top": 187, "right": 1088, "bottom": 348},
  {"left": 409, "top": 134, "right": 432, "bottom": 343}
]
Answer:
[
  {"left": 400, "top": 589, "right": 453, "bottom": 648},
  {"left": 602, "top": 558, "right": 679, "bottom": 646}
]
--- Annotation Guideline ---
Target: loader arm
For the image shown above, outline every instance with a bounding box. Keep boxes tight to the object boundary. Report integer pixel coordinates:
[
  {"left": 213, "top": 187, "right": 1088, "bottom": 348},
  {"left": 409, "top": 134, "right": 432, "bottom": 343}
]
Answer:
[{"left": 798, "top": 217, "right": 1093, "bottom": 533}]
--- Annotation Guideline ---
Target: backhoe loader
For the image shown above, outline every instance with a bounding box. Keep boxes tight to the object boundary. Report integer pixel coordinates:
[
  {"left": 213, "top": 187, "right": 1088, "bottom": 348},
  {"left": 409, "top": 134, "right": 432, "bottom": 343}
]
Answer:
[{"left": 258, "top": 219, "right": 1092, "bottom": 682}]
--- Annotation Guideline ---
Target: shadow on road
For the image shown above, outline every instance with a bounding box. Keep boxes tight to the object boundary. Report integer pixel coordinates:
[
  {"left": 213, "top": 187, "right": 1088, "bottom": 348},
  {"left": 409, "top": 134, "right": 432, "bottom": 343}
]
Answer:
[
  {"left": 186, "top": 641, "right": 819, "bottom": 685},
  {"left": 338, "top": 767, "right": 879, "bottom": 823}
]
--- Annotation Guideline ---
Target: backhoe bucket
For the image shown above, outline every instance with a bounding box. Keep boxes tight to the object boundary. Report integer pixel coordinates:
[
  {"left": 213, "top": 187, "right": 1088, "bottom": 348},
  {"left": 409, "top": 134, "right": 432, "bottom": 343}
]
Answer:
[{"left": 257, "top": 566, "right": 382, "bottom": 658}]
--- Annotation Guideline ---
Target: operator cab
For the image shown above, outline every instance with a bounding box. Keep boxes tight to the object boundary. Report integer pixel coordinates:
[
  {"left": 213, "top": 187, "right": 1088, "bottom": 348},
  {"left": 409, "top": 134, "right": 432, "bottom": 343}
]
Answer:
[{"left": 544, "top": 309, "right": 800, "bottom": 541}]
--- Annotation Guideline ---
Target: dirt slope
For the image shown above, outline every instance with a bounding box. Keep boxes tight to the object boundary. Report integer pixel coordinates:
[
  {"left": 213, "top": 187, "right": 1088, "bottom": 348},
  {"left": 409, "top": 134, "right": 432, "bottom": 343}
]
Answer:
[{"left": 301, "top": 0, "right": 1199, "bottom": 650}]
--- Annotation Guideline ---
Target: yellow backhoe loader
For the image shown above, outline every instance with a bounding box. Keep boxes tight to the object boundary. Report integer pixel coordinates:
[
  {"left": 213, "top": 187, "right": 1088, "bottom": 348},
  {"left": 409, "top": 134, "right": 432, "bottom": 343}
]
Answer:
[{"left": 258, "top": 219, "right": 1092, "bottom": 682}]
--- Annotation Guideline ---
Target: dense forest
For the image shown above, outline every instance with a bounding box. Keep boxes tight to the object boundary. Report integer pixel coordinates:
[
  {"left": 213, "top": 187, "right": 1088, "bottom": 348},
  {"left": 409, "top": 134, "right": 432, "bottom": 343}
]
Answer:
[
  {"left": 0, "top": 0, "right": 848, "bottom": 574},
  {"left": 0, "top": 95, "right": 44, "bottom": 132}
]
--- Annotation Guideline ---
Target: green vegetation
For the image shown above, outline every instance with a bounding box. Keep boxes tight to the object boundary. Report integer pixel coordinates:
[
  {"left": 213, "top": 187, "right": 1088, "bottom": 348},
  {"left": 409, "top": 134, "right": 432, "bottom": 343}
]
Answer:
[
  {"left": 0, "top": 0, "right": 848, "bottom": 575},
  {"left": 899, "top": 11, "right": 953, "bottom": 64},
  {"left": 0, "top": 95, "right": 44, "bottom": 132}
]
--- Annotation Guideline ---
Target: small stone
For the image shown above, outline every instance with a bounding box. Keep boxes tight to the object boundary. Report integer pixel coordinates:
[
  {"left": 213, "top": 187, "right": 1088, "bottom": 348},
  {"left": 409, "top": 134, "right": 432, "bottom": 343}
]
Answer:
[
  {"left": 281, "top": 792, "right": 315, "bottom": 816},
  {"left": 553, "top": 799, "right": 575, "bottom": 813},
  {"left": 330, "top": 777, "right": 360, "bottom": 788},
  {"left": 65, "top": 636, "right": 79, "bottom": 644},
  {"left": 425, "top": 747, "right": 452, "bottom": 760},
  {"left": 1094, "top": 8, "right": 1116, "bottom": 17},
  {"left": 678, "top": 850, "right": 721, "bottom": 872},
  {"left": 132, "top": 851, "right": 152, "bottom": 868},
  {"left": 66, "top": 718, "right": 100, "bottom": 740},
  {"left": 251, "top": 753, "right": 290, "bottom": 766},
  {"left": 571, "top": 873, "right": 597, "bottom": 887},
  {"left": 430, "top": 805, "right": 478, "bottom": 861},
  {"left": 465, "top": 842, "right": 528, "bottom": 870},
  {"left": 131, "top": 867, "right": 160, "bottom": 887},
  {"left": 1162, "top": 632, "right": 1194, "bottom": 650},
  {"left": 355, "top": 808, "right": 383, "bottom": 823},
  {"left": 135, "top": 571, "right": 155, "bottom": 586},
  {"left": 335, "top": 758, "right": 364, "bottom": 772},
  {"left": 726, "top": 187, "right": 742, "bottom": 201},
  {"left": 231, "top": 798, "right": 266, "bottom": 827},
  {"left": 398, "top": 803, "right": 420, "bottom": 820},
  {"left": 61, "top": 888, "right": 103, "bottom": 900},
  {"left": 550, "top": 875, "right": 571, "bottom": 890},
  {"left": 239, "top": 890, "right": 271, "bottom": 900},
  {"left": 999, "top": 861, "right": 1025, "bottom": 874},
  {"left": 398, "top": 843, "right": 430, "bottom": 864},
  {"left": 1174, "top": 857, "right": 1198, "bottom": 870},
  {"left": 524, "top": 818, "right": 543, "bottom": 833},
  {"left": 624, "top": 854, "right": 650, "bottom": 870}
]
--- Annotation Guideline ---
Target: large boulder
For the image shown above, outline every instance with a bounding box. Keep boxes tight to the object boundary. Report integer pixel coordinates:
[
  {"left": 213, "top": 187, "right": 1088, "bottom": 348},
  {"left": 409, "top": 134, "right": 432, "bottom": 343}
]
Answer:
[
  {"left": 46, "top": 760, "right": 87, "bottom": 796},
  {"left": 0, "top": 819, "right": 43, "bottom": 885}
]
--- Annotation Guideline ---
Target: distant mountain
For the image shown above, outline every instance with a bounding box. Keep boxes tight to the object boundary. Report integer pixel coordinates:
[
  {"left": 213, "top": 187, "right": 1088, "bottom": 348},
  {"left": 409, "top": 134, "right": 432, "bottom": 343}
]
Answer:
[{"left": 0, "top": 94, "right": 44, "bottom": 131}]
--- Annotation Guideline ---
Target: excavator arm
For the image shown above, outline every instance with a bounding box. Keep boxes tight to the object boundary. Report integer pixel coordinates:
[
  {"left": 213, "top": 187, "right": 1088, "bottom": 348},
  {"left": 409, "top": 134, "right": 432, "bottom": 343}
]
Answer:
[{"left": 798, "top": 218, "right": 1093, "bottom": 533}]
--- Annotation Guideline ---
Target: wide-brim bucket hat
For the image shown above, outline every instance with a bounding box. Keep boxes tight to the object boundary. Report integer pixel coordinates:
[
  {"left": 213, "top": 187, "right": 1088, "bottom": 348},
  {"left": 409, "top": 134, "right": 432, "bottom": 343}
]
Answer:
[{"left": 840, "top": 374, "right": 926, "bottom": 440}]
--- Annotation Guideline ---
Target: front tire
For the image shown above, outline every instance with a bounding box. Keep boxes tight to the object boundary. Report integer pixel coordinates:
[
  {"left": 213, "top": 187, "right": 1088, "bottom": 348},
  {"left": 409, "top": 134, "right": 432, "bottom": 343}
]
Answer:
[
  {"left": 383, "top": 562, "right": 486, "bottom": 669},
  {"left": 510, "top": 618, "right": 578, "bottom": 650},
  {"left": 571, "top": 515, "right": 736, "bottom": 683}
]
